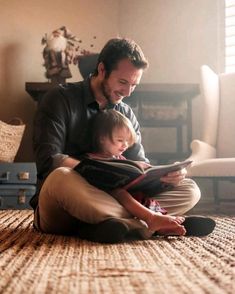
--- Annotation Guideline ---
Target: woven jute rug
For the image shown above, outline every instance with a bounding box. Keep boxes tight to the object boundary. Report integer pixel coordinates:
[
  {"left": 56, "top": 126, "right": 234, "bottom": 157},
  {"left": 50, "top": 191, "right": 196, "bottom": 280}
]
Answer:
[{"left": 0, "top": 210, "right": 234, "bottom": 294}]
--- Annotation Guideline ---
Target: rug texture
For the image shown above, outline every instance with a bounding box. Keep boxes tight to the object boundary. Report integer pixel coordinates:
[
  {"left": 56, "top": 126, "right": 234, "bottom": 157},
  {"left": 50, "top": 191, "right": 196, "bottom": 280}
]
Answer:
[{"left": 0, "top": 210, "right": 234, "bottom": 294}]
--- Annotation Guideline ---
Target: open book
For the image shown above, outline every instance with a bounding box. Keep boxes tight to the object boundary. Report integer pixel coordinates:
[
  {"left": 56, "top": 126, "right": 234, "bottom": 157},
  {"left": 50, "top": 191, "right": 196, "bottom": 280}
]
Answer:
[{"left": 74, "top": 158, "right": 193, "bottom": 195}]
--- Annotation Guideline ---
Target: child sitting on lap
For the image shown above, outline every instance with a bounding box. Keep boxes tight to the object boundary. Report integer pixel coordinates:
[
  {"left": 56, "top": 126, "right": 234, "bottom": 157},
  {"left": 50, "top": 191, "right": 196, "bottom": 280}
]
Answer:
[{"left": 85, "top": 109, "right": 186, "bottom": 236}]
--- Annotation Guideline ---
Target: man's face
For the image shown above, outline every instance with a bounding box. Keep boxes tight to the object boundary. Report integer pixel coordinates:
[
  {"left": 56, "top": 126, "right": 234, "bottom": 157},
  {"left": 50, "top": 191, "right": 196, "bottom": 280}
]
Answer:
[{"left": 100, "top": 58, "right": 143, "bottom": 104}]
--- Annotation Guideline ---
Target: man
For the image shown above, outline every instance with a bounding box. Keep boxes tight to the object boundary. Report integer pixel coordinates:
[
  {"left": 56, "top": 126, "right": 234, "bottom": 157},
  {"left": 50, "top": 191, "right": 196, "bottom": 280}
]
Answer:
[{"left": 31, "top": 38, "right": 214, "bottom": 243}]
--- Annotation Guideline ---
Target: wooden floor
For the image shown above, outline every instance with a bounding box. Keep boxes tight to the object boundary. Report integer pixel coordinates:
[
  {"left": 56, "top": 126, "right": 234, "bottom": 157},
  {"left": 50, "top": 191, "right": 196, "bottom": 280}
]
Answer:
[{"left": 188, "top": 199, "right": 235, "bottom": 216}]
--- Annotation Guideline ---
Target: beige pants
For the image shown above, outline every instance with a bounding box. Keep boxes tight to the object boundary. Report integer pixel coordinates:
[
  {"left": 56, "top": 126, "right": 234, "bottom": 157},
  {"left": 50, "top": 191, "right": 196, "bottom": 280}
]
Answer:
[{"left": 35, "top": 167, "right": 201, "bottom": 237}]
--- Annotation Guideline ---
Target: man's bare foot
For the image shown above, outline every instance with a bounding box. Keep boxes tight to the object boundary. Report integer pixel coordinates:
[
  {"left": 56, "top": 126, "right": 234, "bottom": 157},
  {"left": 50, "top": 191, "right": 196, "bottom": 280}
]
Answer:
[{"left": 147, "top": 213, "right": 186, "bottom": 236}]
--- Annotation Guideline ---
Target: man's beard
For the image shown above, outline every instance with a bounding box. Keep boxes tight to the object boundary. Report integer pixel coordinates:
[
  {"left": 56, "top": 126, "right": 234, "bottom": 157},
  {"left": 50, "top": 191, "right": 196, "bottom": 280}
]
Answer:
[{"left": 100, "top": 79, "right": 112, "bottom": 104}]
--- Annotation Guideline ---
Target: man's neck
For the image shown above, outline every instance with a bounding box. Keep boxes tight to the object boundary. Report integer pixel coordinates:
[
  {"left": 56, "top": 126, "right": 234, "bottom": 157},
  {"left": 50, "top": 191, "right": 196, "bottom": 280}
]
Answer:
[{"left": 90, "top": 76, "right": 108, "bottom": 109}]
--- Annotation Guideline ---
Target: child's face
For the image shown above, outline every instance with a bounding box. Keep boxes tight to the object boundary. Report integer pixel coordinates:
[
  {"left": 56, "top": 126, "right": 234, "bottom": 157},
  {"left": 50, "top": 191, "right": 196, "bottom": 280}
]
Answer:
[{"left": 100, "top": 127, "right": 131, "bottom": 157}]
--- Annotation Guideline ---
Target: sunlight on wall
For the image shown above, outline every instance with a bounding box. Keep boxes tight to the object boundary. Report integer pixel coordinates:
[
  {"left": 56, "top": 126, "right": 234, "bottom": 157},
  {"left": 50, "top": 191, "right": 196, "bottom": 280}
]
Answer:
[
  {"left": 0, "top": 0, "right": 119, "bottom": 160},
  {"left": 0, "top": 0, "right": 223, "bottom": 161}
]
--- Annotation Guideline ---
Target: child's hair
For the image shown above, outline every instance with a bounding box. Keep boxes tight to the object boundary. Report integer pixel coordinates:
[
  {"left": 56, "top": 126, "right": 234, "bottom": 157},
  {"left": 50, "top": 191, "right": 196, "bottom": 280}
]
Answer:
[{"left": 89, "top": 109, "right": 137, "bottom": 152}]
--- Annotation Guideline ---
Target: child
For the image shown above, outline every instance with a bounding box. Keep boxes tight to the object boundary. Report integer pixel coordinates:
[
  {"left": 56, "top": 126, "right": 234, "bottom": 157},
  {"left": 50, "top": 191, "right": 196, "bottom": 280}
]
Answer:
[{"left": 86, "top": 109, "right": 186, "bottom": 236}]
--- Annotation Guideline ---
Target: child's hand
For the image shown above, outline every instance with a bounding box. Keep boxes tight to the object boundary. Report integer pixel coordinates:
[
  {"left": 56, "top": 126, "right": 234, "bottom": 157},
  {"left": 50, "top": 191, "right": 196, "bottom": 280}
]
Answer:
[{"left": 134, "top": 161, "right": 152, "bottom": 170}]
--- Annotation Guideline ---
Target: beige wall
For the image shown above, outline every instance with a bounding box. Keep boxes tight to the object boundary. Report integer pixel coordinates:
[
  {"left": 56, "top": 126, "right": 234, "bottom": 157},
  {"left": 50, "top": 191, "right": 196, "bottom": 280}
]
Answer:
[
  {"left": 0, "top": 0, "right": 223, "bottom": 161},
  {"left": 119, "top": 0, "right": 223, "bottom": 141},
  {"left": 0, "top": 0, "right": 119, "bottom": 161},
  {"left": 119, "top": 0, "right": 223, "bottom": 83}
]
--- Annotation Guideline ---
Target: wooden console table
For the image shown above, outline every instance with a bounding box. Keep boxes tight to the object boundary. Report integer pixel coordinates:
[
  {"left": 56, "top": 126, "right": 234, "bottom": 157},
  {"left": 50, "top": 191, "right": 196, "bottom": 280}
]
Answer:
[
  {"left": 25, "top": 82, "right": 55, "bottom": 103},
  {"left": 25, "top": 82, "right": 199, "bottom": 163},
  {"left": 128, "top": 83, "right": 199, "bottom": 163}
]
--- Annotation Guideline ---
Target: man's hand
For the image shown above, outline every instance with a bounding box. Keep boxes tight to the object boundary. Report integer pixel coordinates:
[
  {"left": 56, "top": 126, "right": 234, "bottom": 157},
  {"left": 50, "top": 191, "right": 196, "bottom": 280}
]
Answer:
[
  {"left": 61, "top": 157, "right": 80, "bottom": 168},
  {"left": 160, "top": 167, "right": 187, "bottom": 186}
]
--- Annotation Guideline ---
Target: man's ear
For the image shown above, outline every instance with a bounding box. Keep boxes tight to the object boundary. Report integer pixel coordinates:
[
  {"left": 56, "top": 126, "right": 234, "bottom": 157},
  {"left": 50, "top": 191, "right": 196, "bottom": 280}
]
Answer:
[{"left": 97, "top": 62, "right": 106, "bottom": 78}]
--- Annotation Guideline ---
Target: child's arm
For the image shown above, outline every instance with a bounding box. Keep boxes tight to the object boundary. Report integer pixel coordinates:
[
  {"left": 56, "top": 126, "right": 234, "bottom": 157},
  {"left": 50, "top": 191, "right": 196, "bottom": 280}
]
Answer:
[{"left": 133, "top": 161, "right": 152, "bottom": 170}]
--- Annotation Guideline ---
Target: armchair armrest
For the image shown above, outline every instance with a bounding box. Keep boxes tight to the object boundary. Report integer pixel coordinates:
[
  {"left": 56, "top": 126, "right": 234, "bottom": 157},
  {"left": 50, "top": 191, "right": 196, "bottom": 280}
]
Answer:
[{"left": 187, "top": 139, "right": 216, "bottom": 164}]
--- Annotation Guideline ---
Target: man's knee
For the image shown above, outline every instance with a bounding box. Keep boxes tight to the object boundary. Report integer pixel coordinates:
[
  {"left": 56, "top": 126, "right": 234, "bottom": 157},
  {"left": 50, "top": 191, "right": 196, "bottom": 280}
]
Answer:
[
  {"left": 184, "top": 178, "right": 201, "bottom": 207},
  {"left": 42, "top": 167, "right": 76, "bottom": 193},
  {"left": 47, "top": 167, "right": 72, "bottom": 183}
]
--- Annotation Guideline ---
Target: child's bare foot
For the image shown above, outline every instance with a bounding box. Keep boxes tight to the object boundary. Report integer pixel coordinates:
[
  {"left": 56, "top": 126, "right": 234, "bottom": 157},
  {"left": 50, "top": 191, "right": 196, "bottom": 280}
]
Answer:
[
  {"left": 147, "top": 213, "right": 186, "bottom": 236},
  {"left": 157, "top": 225, "right": 186, "bottom": 236}
]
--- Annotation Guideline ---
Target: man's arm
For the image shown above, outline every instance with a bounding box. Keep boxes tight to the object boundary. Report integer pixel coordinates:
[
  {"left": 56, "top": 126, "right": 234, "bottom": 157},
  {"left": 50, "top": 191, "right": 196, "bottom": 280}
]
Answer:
[
  {"left": 55, "top": 155, "right": 80, "bottom": 168},
  {"left": 117, "top": 103, "right": 187, "bottom": 185},
  {"left": 33, "top": 87, "right": 70, "bottom": 179},
  {"left": 117, "top": 104, "right": 149, "bottom": 163}
]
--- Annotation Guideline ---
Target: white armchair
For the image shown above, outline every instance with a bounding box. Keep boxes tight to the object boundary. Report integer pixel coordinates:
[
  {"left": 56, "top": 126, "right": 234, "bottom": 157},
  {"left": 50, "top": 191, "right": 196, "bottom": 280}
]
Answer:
[{"left": 187, "top": 65, "right": 235, "bottom": 203}]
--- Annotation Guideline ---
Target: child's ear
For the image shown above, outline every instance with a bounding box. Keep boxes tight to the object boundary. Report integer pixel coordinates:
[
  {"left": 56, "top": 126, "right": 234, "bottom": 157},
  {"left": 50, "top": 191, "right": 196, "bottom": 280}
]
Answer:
[{"left": 99, "top": 136, "right": 105, "bottom": 144}]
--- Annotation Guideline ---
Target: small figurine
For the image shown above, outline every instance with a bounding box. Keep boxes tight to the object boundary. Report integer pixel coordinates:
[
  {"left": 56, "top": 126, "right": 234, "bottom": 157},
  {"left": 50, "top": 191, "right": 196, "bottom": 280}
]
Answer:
[{"left": 41, "top": 26, "right": 80, "bottom": 84}]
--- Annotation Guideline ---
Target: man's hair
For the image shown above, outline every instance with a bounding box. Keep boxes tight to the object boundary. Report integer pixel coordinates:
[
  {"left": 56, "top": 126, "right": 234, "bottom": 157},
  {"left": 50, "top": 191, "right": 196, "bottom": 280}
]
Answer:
[
  {"left": 89, "top": 109, "right": 136, "bottom": 153},
  {"left": 94, "top": 38, "right": 148, "bottom": 77}
]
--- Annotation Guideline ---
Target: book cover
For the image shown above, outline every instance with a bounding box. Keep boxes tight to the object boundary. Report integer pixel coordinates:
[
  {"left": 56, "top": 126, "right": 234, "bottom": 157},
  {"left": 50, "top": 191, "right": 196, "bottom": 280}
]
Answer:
[{"left": 74, "top": 158, "right": 192, "bottom": 194}]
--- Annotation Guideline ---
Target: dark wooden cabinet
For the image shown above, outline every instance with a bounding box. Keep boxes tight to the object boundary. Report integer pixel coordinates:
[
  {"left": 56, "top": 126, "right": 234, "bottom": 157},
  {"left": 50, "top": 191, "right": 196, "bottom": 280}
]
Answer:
[
  {"left": 25, "top": 82, "right": 54, "bottom": 103},
  {"left": 126, "top": 83, "right": 199, "bottom": 163},
  {"left": 26, "top": 82, "right": 199, "bottom": 164}
]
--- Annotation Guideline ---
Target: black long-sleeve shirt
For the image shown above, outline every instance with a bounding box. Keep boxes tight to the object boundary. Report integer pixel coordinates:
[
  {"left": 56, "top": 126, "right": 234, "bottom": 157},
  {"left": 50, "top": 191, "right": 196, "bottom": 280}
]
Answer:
[{"left": 33, "top": 78, "right": 148, "bottom": 182}]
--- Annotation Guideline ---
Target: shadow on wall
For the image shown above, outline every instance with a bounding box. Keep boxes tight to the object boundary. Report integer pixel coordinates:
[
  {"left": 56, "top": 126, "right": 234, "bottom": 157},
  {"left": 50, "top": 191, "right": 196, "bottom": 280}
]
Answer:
[
  {"left": 0, "top": 43, "right": 36, "bottom": 162},
  {"left": 0, "top": 43, "right": 23, "bottom": 118}
]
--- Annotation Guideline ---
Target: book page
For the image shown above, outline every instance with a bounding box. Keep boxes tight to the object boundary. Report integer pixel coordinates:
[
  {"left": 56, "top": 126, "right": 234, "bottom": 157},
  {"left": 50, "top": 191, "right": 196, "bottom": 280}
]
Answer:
[
  {"left": 95, "top": 159, "right": 144, "bottom": 173},
  {"left": 146, "top": 160, "right": 193, "bottom": 174},
  {"left": 124, "top": 160, "right": 193, "bottom": 192}
]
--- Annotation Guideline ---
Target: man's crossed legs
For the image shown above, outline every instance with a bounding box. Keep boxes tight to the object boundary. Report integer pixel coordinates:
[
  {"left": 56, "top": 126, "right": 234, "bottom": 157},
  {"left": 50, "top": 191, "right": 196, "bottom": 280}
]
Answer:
[{"left": 34, "top": 167, "right": 215, "bottom": 243}]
